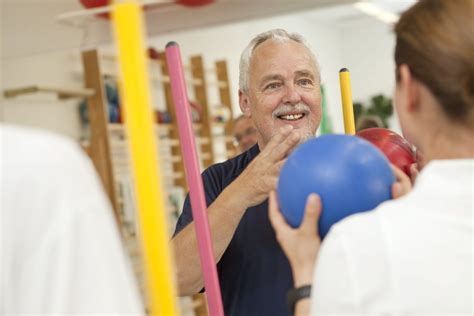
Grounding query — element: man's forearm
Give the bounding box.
[172,183,250,295]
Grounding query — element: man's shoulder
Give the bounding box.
[204,144,259,182]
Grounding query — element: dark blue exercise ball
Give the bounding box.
[277,134,395,239]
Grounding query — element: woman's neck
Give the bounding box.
[419,126,474,166]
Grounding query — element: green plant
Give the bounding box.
[354,94,393,129]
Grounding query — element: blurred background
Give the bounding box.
[0,0,416,314]
[1,0,417,138]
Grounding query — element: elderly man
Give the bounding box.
[172,29,322,316]
[232,114,258,153]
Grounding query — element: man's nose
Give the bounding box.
[282,85,301,104]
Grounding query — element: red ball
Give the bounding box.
[176,0,214,7]
[357,128,416,177]
[79,0,110,19]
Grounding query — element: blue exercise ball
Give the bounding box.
[277,134,395,239]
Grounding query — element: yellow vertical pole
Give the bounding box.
[111,2,179,315]
[339,68,356,135]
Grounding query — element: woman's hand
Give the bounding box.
[410,163,420,183]
[391,164,413,199]
[268,191,322,287]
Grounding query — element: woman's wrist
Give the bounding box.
[291,265,314,288]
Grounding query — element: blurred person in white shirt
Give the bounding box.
[1,125,144,314]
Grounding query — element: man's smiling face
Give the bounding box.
[239,39,322,149]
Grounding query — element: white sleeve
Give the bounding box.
[6,138,144,314]
[309,228,358,315]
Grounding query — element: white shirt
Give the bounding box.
[311,159,474,315]
[1,125,144,315]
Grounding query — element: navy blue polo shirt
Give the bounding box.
[174,144,293,316]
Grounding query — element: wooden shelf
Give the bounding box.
[3,85,95,99]
[108,123,203,133]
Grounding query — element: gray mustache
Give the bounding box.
[272,103,311,118]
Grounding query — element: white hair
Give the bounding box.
[238,29,321,93]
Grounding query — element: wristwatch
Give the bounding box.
[287,284,312,315]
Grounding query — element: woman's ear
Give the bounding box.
[239,90,251,117]
[398,64,421,113]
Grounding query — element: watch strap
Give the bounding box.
[287,284,312,315]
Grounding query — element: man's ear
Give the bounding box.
[398,64,421,113]
[239,90,251,117]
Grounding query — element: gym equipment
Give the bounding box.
[339,68,356,135]
[213,105,231,123]
[79,0,110,19]
[277,134,394,239]
[166,41,224,316]
[357,128,416,177]
[177,0,214,7]
[112,2,178,315]
[155,111,172,124]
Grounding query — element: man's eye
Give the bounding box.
[265,82,281,90]
[298,79,313,86]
